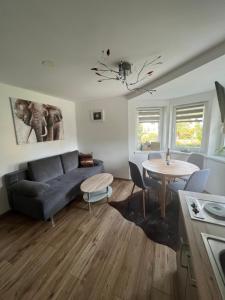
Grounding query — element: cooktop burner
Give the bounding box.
[204,202,225,220]
[185,196,225,227]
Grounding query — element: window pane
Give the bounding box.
[176,121,203,149]
[137,108,161,151]
[175,103,204,150]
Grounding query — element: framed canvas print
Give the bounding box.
[10,98,64,144]
[91,110,104,121]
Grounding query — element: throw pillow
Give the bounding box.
[79,153,94,168]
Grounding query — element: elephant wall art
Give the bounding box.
[10,98,64,144]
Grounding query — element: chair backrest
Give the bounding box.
[187,153,204,169]
[128,161,144,189]
[184,169,210,193]
[148,151,162,160]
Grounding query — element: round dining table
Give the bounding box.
[142,159,199,218]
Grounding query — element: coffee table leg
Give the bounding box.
[88,193,92,214]
[106,186,109,202]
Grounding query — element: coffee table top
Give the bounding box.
[80,173,113,193]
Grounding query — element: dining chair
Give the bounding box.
[128,161,161,219]
[181,153,205,181]
[167,169,210,197]
[148,151,162,160]
[188,153,204,169]
[147,151,162,181]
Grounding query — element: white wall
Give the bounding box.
[205,157,225,195]
[76,97,129,179]
[0,82,77,214]
[128,90,225,195]
[207,94,223,155]
[128,90,215,159]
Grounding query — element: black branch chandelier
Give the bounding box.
[91,49,162,94]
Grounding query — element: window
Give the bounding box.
[172,103,205,151]
[136,107,161,151]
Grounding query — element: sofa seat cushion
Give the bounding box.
[61,150,79,173]
[47,172,83,191]
[28,155,64,182]
[11,176,79,220]
[80,165,103,180]
[44,165,104,207]
[41,173,84,216]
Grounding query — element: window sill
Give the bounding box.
[135,150,194,155]
[172,151,225,164]
[170,150,190,155]
[134,150,163,154]
[134,150,225,164]
[206,155,225,164]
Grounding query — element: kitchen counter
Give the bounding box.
[178,191,225,300]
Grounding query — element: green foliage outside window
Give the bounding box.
[137,123,159,150]
[137,120,204,151]
[176,122,203,148]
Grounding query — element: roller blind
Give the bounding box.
[137,108,161,124]
[175,103,204,123]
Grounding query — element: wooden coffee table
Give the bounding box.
[80,173,113,213]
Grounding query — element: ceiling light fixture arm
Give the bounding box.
[91,50,162,95]
[97,61,119,74]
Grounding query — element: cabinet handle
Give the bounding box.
[180,238,189,269]
[187,255,197,287]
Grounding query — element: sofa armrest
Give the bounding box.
[10,180,50,197]
[93,159,103,166]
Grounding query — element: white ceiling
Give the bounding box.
[1,0,225,101]
[135,54,225,101]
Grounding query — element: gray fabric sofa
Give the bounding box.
[5,150,104,221]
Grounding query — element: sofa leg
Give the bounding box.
[51,216,55,227]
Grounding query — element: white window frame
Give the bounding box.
[217,124,225,156]
[135,106,164,151]
[171,102,208,153]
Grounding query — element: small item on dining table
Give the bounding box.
[166,148,171,165]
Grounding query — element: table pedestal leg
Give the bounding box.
[88,193,92,214]
[160,176,166,218]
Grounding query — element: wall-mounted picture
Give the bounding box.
[10,98,64,144]
[91,110,104,121]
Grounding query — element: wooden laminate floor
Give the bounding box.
[0,179,177,300]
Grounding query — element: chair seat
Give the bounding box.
[180,175,189,181]
[167,181,186,193]
[147,170,161,181]
[144,176,161,191]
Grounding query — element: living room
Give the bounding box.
[1,1,225,299]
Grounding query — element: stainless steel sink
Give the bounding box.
[201,233,225,299]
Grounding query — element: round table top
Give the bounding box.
[142,159,199,177]
[80,173,113,193]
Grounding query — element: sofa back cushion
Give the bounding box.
[28,155,64,182]
[61,150,79,173]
